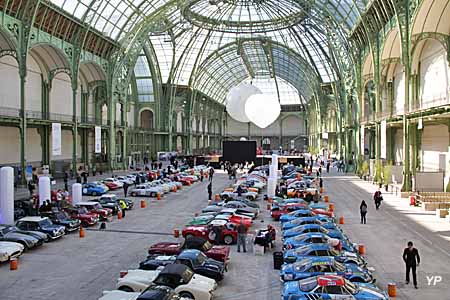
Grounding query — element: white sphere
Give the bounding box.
[245,93,281,128]
[226,84,261,123]
[240,137,247,141]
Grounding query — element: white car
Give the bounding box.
[100,286,191,300]
[151,180,172,194]
[162,178,182,189]
[129,185,160,197]
[0,241,24,262]
[116,269,160,292]
[144,182,166,194]
[104,178,124,188]
[117,264,216,300]
[116,176,135,186]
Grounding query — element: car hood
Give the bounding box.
[0,241,24,252]
[15,229,47,239]
[5,231,38,241]
[206,245,230,260]
[42,224,66,232]
[357,283,388,299]
[148,242,181,254]
[201,258,225,272]
[119,270,160,284]
[190,274,217,291]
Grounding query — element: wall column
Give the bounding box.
[19,68,27,185]
[72,87,78,175]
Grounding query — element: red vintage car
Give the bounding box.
[75,202,113,221]
[271,202,308,220]
[64,207,99,227]
[101,179,121,190]
[312,208,334,218]
[177,176,193,186]
[148,237,230,263]
[214,212,252,229]
[182,220,238,245]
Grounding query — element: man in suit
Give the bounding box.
[403,241,420,289]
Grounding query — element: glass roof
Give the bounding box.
[48,0,367,105]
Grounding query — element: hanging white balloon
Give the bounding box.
[245,93,281,128]
[226,83,261,123]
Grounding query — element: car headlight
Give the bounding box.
[52,229,57,235]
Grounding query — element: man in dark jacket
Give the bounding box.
[123,182,129,197]
[207,182,212,200]
[403,241,420,288]
[237,220,247,253]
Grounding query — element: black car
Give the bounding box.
[137,285,182,300]
[0,224,43,249]
[89,198,121,215]
[40,211,81,233]
[0,224,49,243]
[140,249,225,282]
[15,217,65,240]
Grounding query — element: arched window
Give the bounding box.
[140,110,154,129]
[134,53,154,102]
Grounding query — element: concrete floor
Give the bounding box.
[0,172,281,300]
[4,169,447,300]
[324,171,450,299]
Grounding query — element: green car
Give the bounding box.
[186,215,214,226]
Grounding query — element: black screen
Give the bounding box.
[222,141,257,164]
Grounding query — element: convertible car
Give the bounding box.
[182,220,237,245]
[282,275,388,300]
[99,286,184,300]
[280,257,374,283]
[140,249,225,282]
[148,236,230,263]
[0,224,43,249]
[0,241,24,262]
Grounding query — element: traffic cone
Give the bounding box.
[141,199,147,208]
[339,216,344,224]
[173,229,180,238]
[79,226,85,238]
[117,210,123,220]
[10,258,18,271]
[157,193,161,200]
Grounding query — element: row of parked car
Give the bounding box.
[271,175,390,300]
[97,169,268,300]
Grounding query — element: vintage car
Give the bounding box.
[117,264,217,300]
[40,211,81,233]
[162,178,183,189]
[148,237,230,263]
[271,203,308,221]
[115,176,135,186]
[82,182,108,196]
[145,182,167,194]
[278,209,316,223]
[216,198,260,209]
[65,207,99,227]
[282,216,336,231]
[283,244,367,267]
[99,286,187,300]
[186,215,214,226]
[15,216,65,240]
[102,178,124,190]
[220,201,259,217]
[283,224,345,240]
[283,232,356,252]
[0,224,49,243]
[140,249,225,282]
[152,264,216,300]
[282,275,388,300]
[89,198,121,215]
[177,176,194,186]
[213,213,252,229]
[129,185,161,197]
[220,188,258,201]
[282,217,338,232]
[75,202,113,221]
[178,173,199,183]
[0,224,43,249]
[280,257,374,283]
[0,241,24,262]
[99,194,134,210]
[182,220,237,245]
[151,180,172,194]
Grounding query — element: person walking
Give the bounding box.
[374,189,383,210]
[207,182,212,201]
[237,220,247,253]
[360,200,368,224]
[200,169,204,182]
[403,241,420,289]
[63,172,69,191]
[28,180,35,197]
[209,167,214,182]
[123,182,129,197]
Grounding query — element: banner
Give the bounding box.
[52,123,61,156]
[360,125,365,154]
[381,120,387,159]
[95,126,102,153]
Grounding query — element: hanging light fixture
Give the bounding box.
[245,93,281,128]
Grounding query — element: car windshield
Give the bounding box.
[195,252,208,266]
[298,277,317,292]
[333,261,347,272]
[55,212,68,220]
[345,280,359,294]
[294,246,311,255]
[181,268,194,283]
[1,226,14,234]
[294,258,312,271]
[39,219,53,227]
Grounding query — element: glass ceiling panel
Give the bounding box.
[245,76,302,105]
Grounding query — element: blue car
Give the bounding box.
[283,222,339,238]
[280,210,316,223]
[309,203,329,210]
[283,224,346,240]
[283,232,356,252]
[282,216,335,231]
[280,257,373,282]
[82,183,107,196]
[283,243,366,267]
[282,275,388,300]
